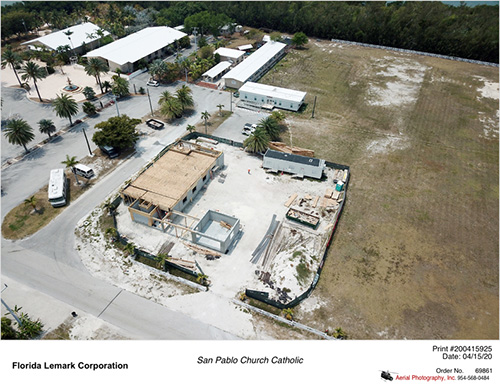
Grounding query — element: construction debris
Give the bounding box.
[269,141,315,157]
[183,242,221,257]
[284,193,298,207]
[220,220,232,230]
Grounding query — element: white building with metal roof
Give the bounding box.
[214,47,245,64]
[22,23,109,54]
[84,26,187,73]
[202,61,232,83]
[222,41,286,89]
[239,82,307,111]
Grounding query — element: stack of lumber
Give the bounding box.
[269,142,315,157]
[324,188,334,198]
[220,221,232,230]
[284,193,298,207]
[183,242,221,257]
[312,196,320,208]
[167,257,196,270]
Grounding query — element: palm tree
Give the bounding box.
[1,48,23,87]
[196,273,209,286]
[53,94,78,125]
[201,111,211,134]
[24,196,38,213]
[149,59,168,82]
[123,242,136,257]
[38,119,56,138]
[102,80,112,93]
[243,128,270,153]
[271,110,286,123]
[175,85,194,111]
[186,124,196,133]
[158,90,173,105]
[155,253,168,270]
[61,155,80,185]
[84,57,109,93]
[160,97,183,120]
[282,308,294,321]
[257,116,281,141]
[20,61,47,102]
[4,118,35,153]
[112,76,129,98]
[216,104,224,116]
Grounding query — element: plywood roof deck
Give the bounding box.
[122,142,221,211]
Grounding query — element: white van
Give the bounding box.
[48,169,67,207]
[73,164,95,179]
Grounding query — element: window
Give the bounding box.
[192,186,197,193]
[254,97,257,101]
[202,175,207,182]
[245,95,247,99]
[182,197,187,204]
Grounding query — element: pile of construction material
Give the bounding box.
[269,142,315,157]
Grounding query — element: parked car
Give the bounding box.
[147,79,159,87]
[242,123,257,135]
[99,145,119,159]
[72,164,95,179]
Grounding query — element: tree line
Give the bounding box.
[2,1,498,63]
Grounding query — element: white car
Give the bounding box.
[242,123,257,135]
[147,80,159,87]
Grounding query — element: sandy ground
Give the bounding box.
[1,61,116,102]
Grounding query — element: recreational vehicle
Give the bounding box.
[48,169,67,207]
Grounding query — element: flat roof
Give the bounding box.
[223,41,286,84]
[84,26,186,65]
[237,44,253,51]
[264,149,321,167]
[239,82,306,103]
[202,61,232,78]
[122,142,221,211]
[214,47,245,59]
[22,23,109,51]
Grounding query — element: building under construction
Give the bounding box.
[120,141,240,253]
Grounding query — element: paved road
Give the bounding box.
[1,82,239,339]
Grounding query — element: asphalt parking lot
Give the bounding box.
[212,104,269,142]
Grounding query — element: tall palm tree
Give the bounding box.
[216,104,224,116]
[160,97,183,120]
[61,155,80,185]
[201,110,211,134]
[38,119,56,138]
[1,48,23,87]
[257,116,281,141]
[84,57,109,93]
[4,118,35,153]
[175,85,194,111]
[243,128,270,153]
[53,94,79,126]
[19,61,47,102]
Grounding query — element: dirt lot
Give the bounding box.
[260,40,499,339]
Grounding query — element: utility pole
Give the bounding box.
[1,284,22,327]
[193,27,198,48]
[311,95,317,118]
[230,92,232,113]
[113,94,120,117]
[82,127,92,155]
[147,88,154,116]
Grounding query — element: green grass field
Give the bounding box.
[260,41,499,339]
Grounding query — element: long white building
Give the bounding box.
[22,23,109,54]
[84,27,186,73]
[239,82,307,111]
[222,41,286,89]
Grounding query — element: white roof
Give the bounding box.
[237,44,253,51]
[48,169,65,199]
[85,27,186,65]
[240,82,306,103]
[202,61,232,78]
[263,35,271,42]
[223,42,286,84]
[214,47,244,60]
[22,23,108,51]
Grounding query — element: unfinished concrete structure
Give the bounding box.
[192,210,240,253]
[262,149,326,179]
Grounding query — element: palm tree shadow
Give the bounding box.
[23,146,46,161]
